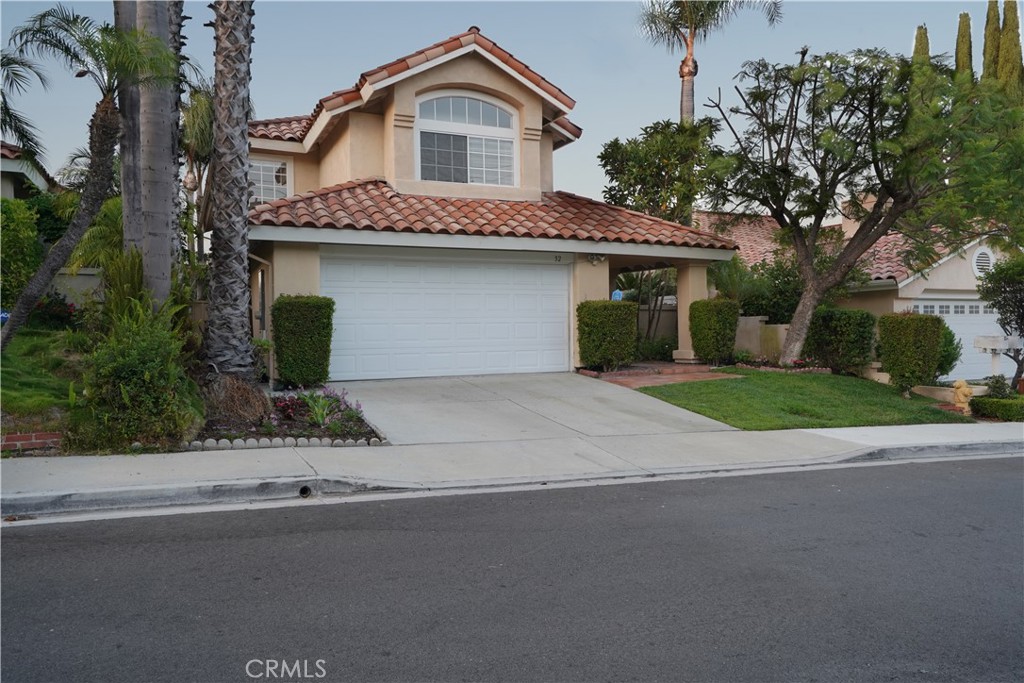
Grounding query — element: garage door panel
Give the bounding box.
[321,254,570,380]
[913,298,1015,380]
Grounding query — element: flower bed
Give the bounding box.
[194,386,382,450]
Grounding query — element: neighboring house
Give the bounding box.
[246,27,736,381]
[698,210,1015,380]
[0,141,56,199]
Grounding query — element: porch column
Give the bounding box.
[673,262,708,363]
[570,254,611,367]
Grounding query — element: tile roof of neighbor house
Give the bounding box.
[1,140,58,188]
[248,27,581,144]
[692,211,780,265]
[249,178,736,250]
[700,208,953,284]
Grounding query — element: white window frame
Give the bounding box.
[249,155,294,207]
[414,90,519,188]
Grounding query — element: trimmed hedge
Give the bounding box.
[577,300,638,371]
[689,298,740,365]
[969,396,1024,421]
[878,312,943,393]
[805,307,876,375]
[271,295,335,388]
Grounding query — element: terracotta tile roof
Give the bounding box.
[701,209,953,284]
[250,179,736,250]
[248,27,578,144]
[692,210,779,265]
[247,115,311,142]
[1,141,25,159]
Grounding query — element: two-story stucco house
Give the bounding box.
[246,27,736,381]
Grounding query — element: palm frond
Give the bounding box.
[67,195,123,273]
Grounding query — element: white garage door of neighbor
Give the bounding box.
[912,298,1015,380]
[321,249,571,380]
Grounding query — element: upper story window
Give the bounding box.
[417,94,516,187]
[249,158,290,207]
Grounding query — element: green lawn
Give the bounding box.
[1,327,82,432]
[640,368,975,430]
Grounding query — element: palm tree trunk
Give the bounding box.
[1,97,120,351]
[679,35,698,123]
[115,1,143,253]
[205,0,255,378]
[137,0,180,305]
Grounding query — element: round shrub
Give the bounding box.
[271,295,335,388]
[577,300,638,371]
[805,307,876,375]
[689,297,740,365]
[878,312,943,394]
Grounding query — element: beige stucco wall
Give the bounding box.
[839,288,898,317]
[292,154,319,194]
[1,175,14,199]
[570,254,611,367]
[265,242,321,300]
[899,242,990,300]
[387,54,545,201]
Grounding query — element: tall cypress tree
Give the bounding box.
[983,0,1001,80]
[912,24,930,64]
[998,0,1024,98]
[955,12,974,79]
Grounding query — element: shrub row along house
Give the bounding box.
[702,210,1015,380]
[245,27,735,381]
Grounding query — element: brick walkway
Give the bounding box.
[579,361,742,389]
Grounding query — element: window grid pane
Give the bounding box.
[420,96,512,129]
[922,305,935,314]
[938,305,950,315]
[249,161,288,206]
[953,305,965,315]
[969,305,980,314]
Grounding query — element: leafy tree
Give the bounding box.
[0,49,48,158]
[998,0,1024,100]
[706,49,1024,365]
[23,189,70,243]
[0,198,42,310]
[205,0,256,380]
[599,118,719,225]
[600,118,716,343]
[976,253,1024,388]
[638,0,782,122]
[0,5,176,351]
[956,12,974,80]
[983,0,1001,81]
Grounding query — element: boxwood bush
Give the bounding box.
[689,298,739,365]
[878,312,943,394]
[577,300,638,371]
[271,295,335,388]
[969,396,1024,421]
[805,307,876,375]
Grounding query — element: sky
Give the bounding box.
[2,0,1020,201]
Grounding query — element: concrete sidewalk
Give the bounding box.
[2,422,1020,518]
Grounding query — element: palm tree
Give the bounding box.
[639,0,783,122]
[205,0,256,379]
[0,5,175,351]
[1,49,48,158]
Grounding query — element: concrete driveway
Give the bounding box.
[333,372,733,446]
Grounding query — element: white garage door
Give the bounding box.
[320,247,571,380]
[912,299,1015,380]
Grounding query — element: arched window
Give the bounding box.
[416,93,516,187]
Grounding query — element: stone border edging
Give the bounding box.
[183,436,390,450]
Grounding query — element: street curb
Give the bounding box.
[2,440,1020,519]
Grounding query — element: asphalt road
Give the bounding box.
[2,457,1022,683]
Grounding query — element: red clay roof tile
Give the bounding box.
[250,179,736,251]
[249,27,576,144]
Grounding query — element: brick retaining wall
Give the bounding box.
[1,432,62,452]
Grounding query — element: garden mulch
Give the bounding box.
[578,361,742,389]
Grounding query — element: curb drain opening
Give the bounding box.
[299,485,312,499]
